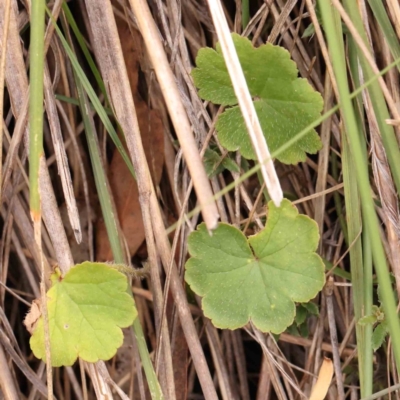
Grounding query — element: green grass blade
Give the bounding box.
[76,88,124,262]
[319,0,400,376]
[347,36,373,396]
[47,8,136,180]
[61,1,107,98]
[367,0,400,69]
[342,124,368,395]
[55,94,113,115]
[342,0,400,195]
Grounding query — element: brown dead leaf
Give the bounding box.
[171,317,188,400]
[96,100,164,260]
[96,18,164,261]
[24,299,42,335]
[309,357,333,400]
[114,20,143,94]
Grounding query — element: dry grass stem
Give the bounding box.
[206,0,283,206]
[129,0,220,231]
[0,0,11,204]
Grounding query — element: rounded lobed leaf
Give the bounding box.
[185,199,325,333]
[192,33,323,164]
[30,262,137,366]
[192,47,238,107]
[203,148,240,178]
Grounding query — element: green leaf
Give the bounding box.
[294,304,308,326]
[185,199,325,333]
[302,23,316,38]
[301,301,319,316]
[358,314,378,326]
[203,148,240,178]
[286,302,318,337]
[372,320,389,351]
[285,324,301,337]
[192,34,323,164]
[298,322,309,338]
[30,262,137,366]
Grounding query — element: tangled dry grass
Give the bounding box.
[0,0,400,399]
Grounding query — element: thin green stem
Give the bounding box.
[362,226,373,396]
[331,151,348,245]
[361,383,400,400]
[241,0,250,30]
[29,0,53,397]
[256,170,270,203]
[30,1,45,212]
